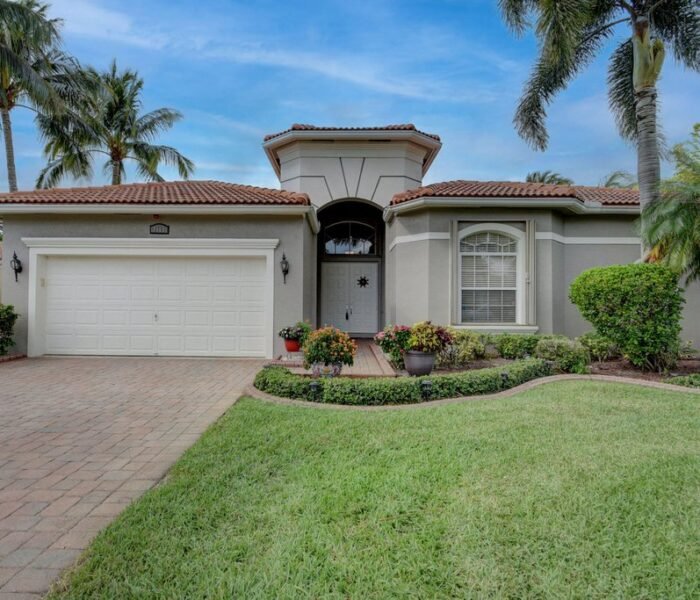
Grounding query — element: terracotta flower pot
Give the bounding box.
[404,351,436,376]
[284,339,301,352]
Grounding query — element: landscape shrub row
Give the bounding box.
[668,374,700,389]
[0,305,18,356]
[254,359,552,405]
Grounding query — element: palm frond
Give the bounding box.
[135,108,183,142]
[651,0,700,70]
[607,40,637,141]
[498,0,537,35]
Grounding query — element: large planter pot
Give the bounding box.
[311,362,343,378]
[284,338,301,352]
[404,351,436,376]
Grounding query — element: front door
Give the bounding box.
[320,262,379,335]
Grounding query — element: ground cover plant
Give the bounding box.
[49,382,700,599]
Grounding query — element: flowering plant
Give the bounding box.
[303,327,357,368]
[374,325,411,368]
[408,321,453,353]
[278,321,312,343]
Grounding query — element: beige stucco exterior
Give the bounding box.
[2,126,699,356]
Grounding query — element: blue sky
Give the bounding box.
[7,0,700,191]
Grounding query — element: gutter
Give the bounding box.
[383,196,640,221]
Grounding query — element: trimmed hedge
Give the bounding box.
[254,359,552,406]
[0,305,18,356]
[570,264,684,371]
[534,337,589,374]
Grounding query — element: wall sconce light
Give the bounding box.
[10,252,22,282]
[280,253,289,284]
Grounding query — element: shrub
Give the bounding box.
[278,321,313,343]
[437,329,486,368]
[374,325,412,369]
[534,337,590,374]
[254,359,552,406]
[668,374,700,388]
[302,327,357,368]
[407,321,453,353]
[0,304,18,356]
[570,264,684,371]
[493,333,541,359]
[577,332,620,363]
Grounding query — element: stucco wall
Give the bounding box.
[278,141,428,209]
[388,207,700,347]
[0,213,313,356]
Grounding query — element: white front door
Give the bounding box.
[320,262,379,335]
[42,255,269,357]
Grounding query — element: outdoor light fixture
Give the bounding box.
[309,380,321,399]
[9,252,22,282]
[280,253,290,284]
[420,379,433,400]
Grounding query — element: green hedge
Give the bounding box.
[0,305,18,356]
[254,359,552,406]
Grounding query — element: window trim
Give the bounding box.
[323,219,378,256]
[458,223,526,325]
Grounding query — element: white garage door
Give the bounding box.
[43,255,269,357]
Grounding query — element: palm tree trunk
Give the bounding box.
[635,85,660,212]
[111,161,120,185]
[1,108,18,192]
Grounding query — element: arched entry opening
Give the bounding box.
[317,200,384,337]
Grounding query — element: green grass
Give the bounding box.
[51,382,700,599]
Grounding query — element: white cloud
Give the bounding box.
[48,0,169,49]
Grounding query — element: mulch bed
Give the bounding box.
[589,358,700,382]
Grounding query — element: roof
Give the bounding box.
[390,180,639,207]
[0,180,311,205]
[263,123,441,142]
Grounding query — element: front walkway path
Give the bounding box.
[0,357,263,598]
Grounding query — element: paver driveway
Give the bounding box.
[0,357,263,598]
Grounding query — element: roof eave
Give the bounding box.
[263,130,443,178]
[383,196,640,221]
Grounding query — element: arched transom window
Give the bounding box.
[460,228,521,324]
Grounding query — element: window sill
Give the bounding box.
[452,324,539,334]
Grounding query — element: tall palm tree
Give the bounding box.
[37,60,194,187]
[600,169,637,188]
[0,0,66,191]
[525,170,573,185]
[643,124,700,282]
[499,1,700,217]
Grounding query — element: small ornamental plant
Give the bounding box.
[278,321,312,342]
[303,327,357,371]
[0,304,19,356]
[374,325,412,368]
[407,321,453,354]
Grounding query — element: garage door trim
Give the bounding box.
[23,237,279,358]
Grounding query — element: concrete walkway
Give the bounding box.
[0,357,263,598]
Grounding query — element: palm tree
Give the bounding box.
[0,0,66,191]
[499,1,700,217]
[525,170,573,185]
[642,124,700,282]
[37,60,194,187]
[600,170,637,188]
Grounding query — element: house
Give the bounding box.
[1,124,698,359]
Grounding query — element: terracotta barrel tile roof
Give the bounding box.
[0,180,311,205]
[391,180,639,207]
[264,123,441,142]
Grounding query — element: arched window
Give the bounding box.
[324,220,377,255]
[459,225,524,324]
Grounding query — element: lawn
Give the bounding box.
[51,382,700,599]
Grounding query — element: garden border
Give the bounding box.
[245,374,700,411]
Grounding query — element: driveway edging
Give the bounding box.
[245,374,700,411]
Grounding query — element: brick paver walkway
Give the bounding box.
[0,357,262,598]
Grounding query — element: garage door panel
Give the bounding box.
[43,255,269,357]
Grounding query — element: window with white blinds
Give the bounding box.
[460,231,518,323]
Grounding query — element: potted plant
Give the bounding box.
[303,326,357,377]
[404,321,453,376]
[278,321,312,353]
[374,325,412,369]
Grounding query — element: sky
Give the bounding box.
[6,0,700,191]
